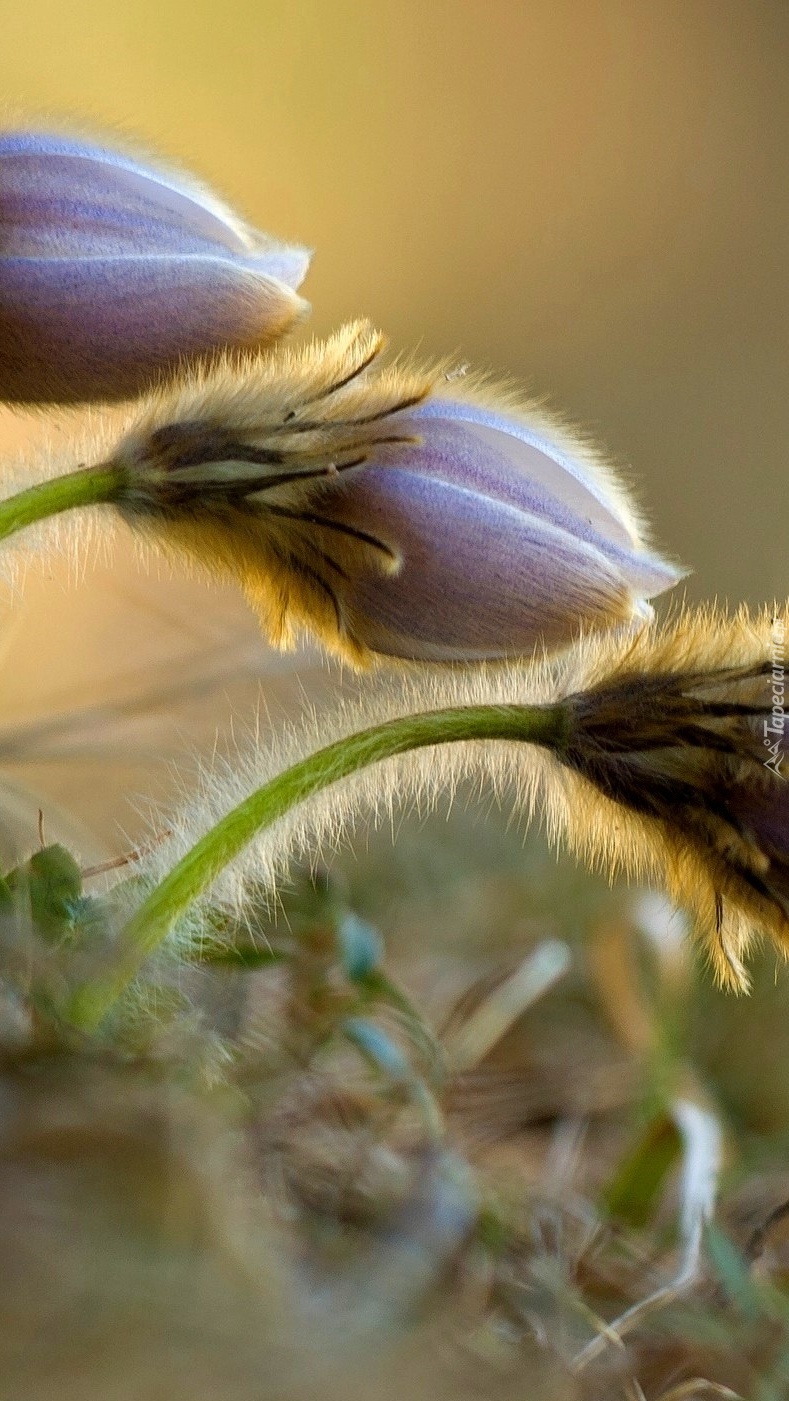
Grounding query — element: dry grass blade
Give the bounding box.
[653,1382,743,1400]
[444,939,572,1074]
[572,1097,723,1372]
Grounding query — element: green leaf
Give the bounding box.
[192,940,285,969]
[2,844,85,944]
[603,1112,682,1229]
[358,970,443,1082]
[706,1222,763,1321]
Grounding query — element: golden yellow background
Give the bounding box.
[1,0,788,848]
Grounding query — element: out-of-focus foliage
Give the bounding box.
[4,820,789,1396]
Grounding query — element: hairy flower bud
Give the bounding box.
[132,604,789,1000]
[0,129,310,404]
[100,321,682,664]
[554,604,789,989]
[322,392,681,662]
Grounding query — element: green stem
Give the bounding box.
[67,702,568,1031]
[0,463,124,542]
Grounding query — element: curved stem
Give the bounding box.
[0,463,124,542]
[67,701,569,1031]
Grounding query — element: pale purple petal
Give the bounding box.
[0,256,307,402]
[320,465,657,661]
[0,132,312,276]
[0,130,311,402]
[413,398,640,551]
[0,140,237,257]
[251,242,312,290]
[372,413,682,598]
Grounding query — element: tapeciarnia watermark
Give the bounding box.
[764,616,786,777]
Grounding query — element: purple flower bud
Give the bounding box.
[0,130,311,404]
[313,391,684,660]
[106,324,683,663]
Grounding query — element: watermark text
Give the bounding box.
[764,616,786,777]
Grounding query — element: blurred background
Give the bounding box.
[1,0,788,844]
[4,12,789,1394]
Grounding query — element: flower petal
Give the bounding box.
[0,131,311,272]
[414,398,644,552]
[354,411,683,598]
[0,256,308,403]
[320,465,659,660]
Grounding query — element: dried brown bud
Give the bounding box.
[554,606,789,988]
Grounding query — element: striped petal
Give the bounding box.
[319,460,679,661]
[0,256,307,403]
[0,129,311,402]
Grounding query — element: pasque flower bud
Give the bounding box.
[553,604,789,989]
[130,603,789,1004]
[322,391,682,662]
[0,129,310,403]
[102,321,682,664]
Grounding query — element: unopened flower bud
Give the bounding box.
[130,603,789,1001]
[320,390,682,661]
[100,320,682,663]
[0,129,310,404]
[553,604,789,989]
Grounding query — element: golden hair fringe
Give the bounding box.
[139,603,789,993]
[111,321,435,663]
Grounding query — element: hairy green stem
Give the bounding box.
[67,702,568,1031]
[0,463,124,542]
